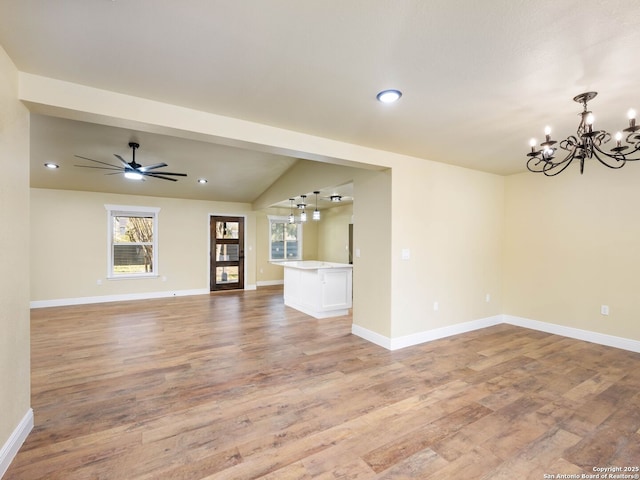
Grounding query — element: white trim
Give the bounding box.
[257,279,284,287]
[244,284,257,291]
[352,314,640,354]
[503,315,640,353]
[351,324,392,350]
[30,288,209,308]
[352,316,503,351]
[389,315,504,350]
[0,408,33,478]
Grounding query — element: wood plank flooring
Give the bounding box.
[6,286,640,479]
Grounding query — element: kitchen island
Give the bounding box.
[279,261,353,318]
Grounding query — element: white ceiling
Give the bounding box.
[3,0,640,202]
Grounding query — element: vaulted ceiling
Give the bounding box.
[2,1,640,203]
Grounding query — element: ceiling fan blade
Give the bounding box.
[114,154,132,169]
[144,173,178,181]
[144,171,187,176]
[74,155,122,169]
[138,162,168,172]
[74,164,124,171]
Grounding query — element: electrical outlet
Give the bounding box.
[433,301,439,311]
[485,293,491,303]
[601,305,609,315]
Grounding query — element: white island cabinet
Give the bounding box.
[280,261,353,318]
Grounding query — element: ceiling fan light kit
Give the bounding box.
[74,142,188,182]
[526,92,640,176]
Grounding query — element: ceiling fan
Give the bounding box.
[74,142,187,182]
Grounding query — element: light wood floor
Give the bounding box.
[6,286,640,479]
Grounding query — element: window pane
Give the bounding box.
[110,212,156,276]
[271,222,284,260]
[215,244,239,261]
[216,221,239,239]
[113,216,153,243]
[269,218,301,261]
[216,266,238,283]
[285,239,298,258]
[285,223,299,259]
[113,245,153,274]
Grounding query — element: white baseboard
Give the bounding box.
[30,288,210,308]
[351,324,392,349]
[353,314,640,353]
[389,315,504,350]
[352,315,503,351]
[504,315,640,353]
[0,408,33,478]
[244,284,257,291]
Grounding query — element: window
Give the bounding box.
[105,205,160,278]
[268,215,302,261]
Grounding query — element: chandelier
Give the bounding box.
[526,92,640,176]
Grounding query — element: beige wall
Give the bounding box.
[504,168,640,341]
[255,210,285,284]
[352,169,392,337]
[0,46,31,455]
[31,188,257,301]
[389,158,505,338]
[317,204,353,264]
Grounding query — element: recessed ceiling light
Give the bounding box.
[44,162,59,169]
[197,178,208,184]
[376,89,402,103]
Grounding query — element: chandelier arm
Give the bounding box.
[541,155,576,176]
[526,157,549,173]
[590,142,627,169]
[618,133,640,160]
[526,147,576,176]
[559,136,580,152]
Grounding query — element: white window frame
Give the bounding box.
[105,204,160,279]
[268,215,303,262]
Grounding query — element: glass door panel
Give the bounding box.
[210,216,244,291]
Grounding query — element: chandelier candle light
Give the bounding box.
[526,92,640,176]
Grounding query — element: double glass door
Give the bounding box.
[210,216,244,291]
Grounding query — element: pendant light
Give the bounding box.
[288,198,295,224]
[313,191,321,220]
[298,195,307,222]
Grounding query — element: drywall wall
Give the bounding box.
[317,203,353,264]
[389,158,505,338]
[0,45,31,472]
[504,167,640,341]
[352,168,392,337]
[30,188,257,302]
